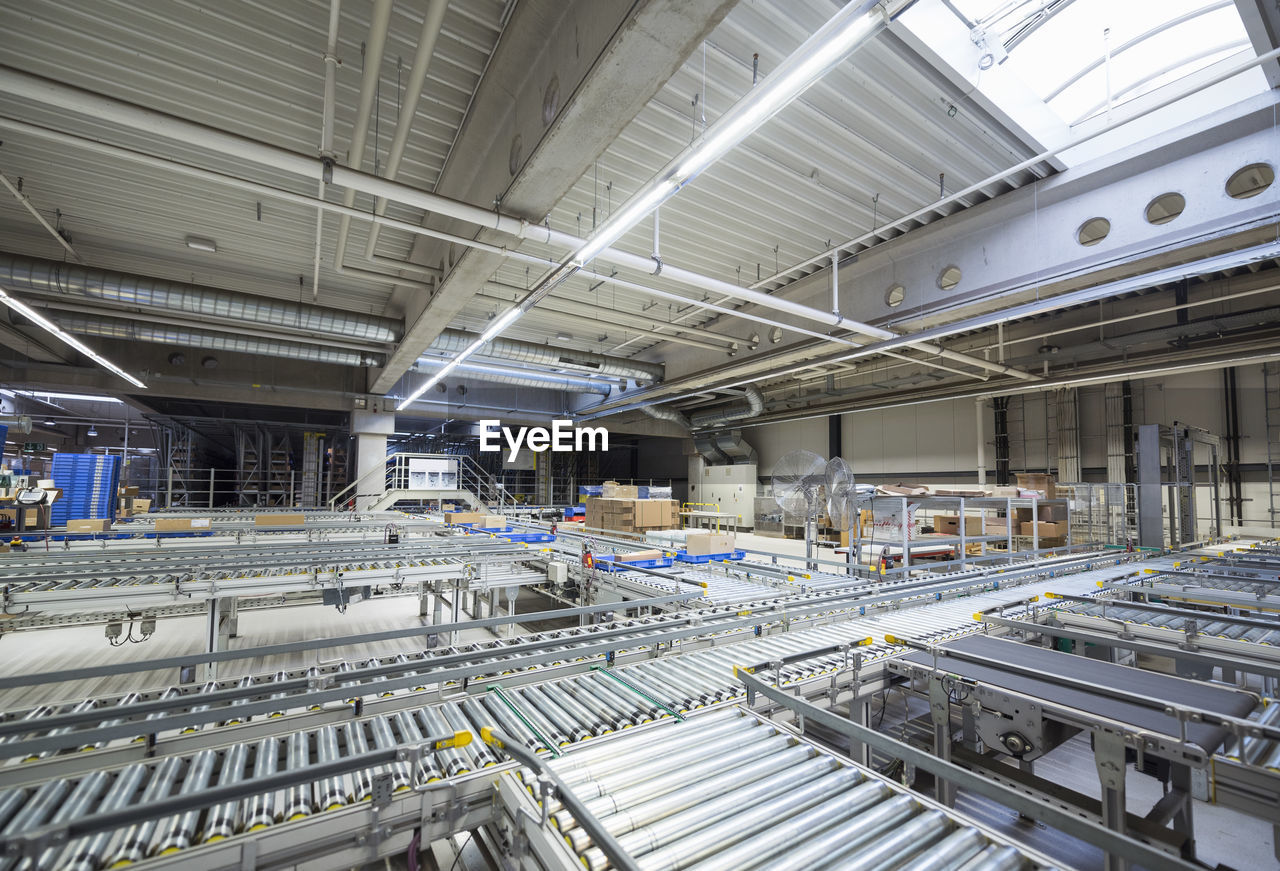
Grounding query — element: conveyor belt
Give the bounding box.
[0,559,1137,868]
[504,708,1049,871]
[900,635,1256,753]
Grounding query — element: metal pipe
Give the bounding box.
[331,0,393,273]
[0,66,1021,387]
[0,170,80,262]
[0,253,399,343]
[311,0,342,300]
[363,0,450,264]
[826,808,950,870]
[241,737,281,830]
[412,355,614,395]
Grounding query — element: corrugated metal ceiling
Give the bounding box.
[0,0,1051,370]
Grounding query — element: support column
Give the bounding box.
[975,397,987,486]
[352,410,395,511]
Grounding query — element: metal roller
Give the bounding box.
[392,711,444,783]
[415,708,471,777]
[151,748,217,855]
[541,682,613,737]
[57,764,147,871]
[104,755,183,866]
[0,789,24,833]
[365,717,411,793]
[88,691,140,750]
[576,756,841,870]
[444,702,500,768]
[267,671,290,717]
[315,726,352,811]
[24,699,94,761]
[562,677,638,730]
[601,766,864,871]
[500,688,570,748]
[895,827,989,871]
[586,674,661,723]
[821,808,950,870]
[283,730,315,820]
[681,780,893,871]
[221,676,254,725]
[517,686,588,745]
[553,714,754,786]
[554,727,792,810]
[181,682,218,733]
[343,722,374,801]
[242,736,282,830]
[21,770,108,871]
[958,844,1028,871]
[611,667,693,713]
[203,743,250,842]
[477,695,547,753]
[558,740,813,845]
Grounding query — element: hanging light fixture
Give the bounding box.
[397,0,890,410]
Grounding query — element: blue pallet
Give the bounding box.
[143,531,216,539]
[594,555,673,571]
[563,506,585,519]
[502,532,555,543]
[675,550,746,563]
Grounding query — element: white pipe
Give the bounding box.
[0,65,1024,384]
[831,253,839,315]
[331,0,393,274]
[312,0,342,301]
[363,0,449,264]
[0,171,81,262]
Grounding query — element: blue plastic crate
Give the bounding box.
[675,550,746,563]
[594,555,673,571]
[502,532,555,543]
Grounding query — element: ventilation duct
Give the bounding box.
[0,254,400,343]
[413,356,612,395]
[693,433,730,465]
[53,313,379,367]
[640,403,691,430]
[688,386,765,429]
[429,328,663,383]
[713,430,758,465]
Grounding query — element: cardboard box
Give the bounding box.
[1015,473,1056,499]
[254,513,306,528]
[479,514,507,528]
[615,549,664,563]
[23,506,50,529]
[68,518,111,533]
[133,498,152,513]
[686,532,736,555]
[118,485,140,498]
[1021,520,1067,538]
[444,511,485,526]
[989,486,1020,498]
[602,482,639,499]
[155,517,211,532]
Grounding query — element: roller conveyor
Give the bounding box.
[0,553,1151,869]
[499,708,1052,871]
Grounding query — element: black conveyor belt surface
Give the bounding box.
[903,635,1256,753]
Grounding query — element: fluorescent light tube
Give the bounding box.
[0,288,148,388]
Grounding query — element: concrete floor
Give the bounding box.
[0,592,505,710]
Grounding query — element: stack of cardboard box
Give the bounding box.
[933,515,1007,537]
[117,485,140,518]
[584,497,679,534]
[1016,499,1068,545]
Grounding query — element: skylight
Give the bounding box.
[949,0,1268,127]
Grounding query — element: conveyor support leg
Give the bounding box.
[1094,730,1128,871]
[929,679,955,808]
[204,597,236,681]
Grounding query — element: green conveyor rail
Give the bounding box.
[486,685,561,757]
[590,665,685,722]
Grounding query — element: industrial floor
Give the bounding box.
[0,592,505,709]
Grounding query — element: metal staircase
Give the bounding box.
[328,452,514,513]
